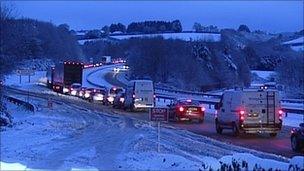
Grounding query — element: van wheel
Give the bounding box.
[215,121,223,134]
[232,123,239,136]
[269,133,277,137]
[291,136,300,152]
[198,118,204,124]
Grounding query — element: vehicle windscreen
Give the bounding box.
[110,88,123,94]
[177,100,200,106]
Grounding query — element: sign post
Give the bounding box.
[149,107,169,153]
[16,68,35,84]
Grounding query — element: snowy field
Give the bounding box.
[251,70,276,82]
[1,98,303,170]
[110,32,221,42]
[78,33,222,45]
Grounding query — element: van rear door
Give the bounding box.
[244,91,278,125]
[134,81,154,108]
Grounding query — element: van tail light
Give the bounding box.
[132,94,135,98]
[179,106,184,112]
[153,94,156,98]
[201,107,206,112]
[279,109,283,120]
[291,128,295,134]
[239,110,245,122]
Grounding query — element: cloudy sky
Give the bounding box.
[11,1,304,33]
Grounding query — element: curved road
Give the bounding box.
[102,67,303,158]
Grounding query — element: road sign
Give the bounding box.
[150,107,168,122]
[16,69,35,76]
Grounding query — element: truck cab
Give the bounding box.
[215,88,283,137]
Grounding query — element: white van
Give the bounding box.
[215,88,283,137]
[124,80,155,110]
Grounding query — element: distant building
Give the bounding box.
[282,37,304,52]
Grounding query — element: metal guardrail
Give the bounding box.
[89,64,304,114]
[3,95,35,112]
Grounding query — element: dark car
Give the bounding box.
[91,88,108,104]
[168,99,205,123]
[113,92,125,109]
[70,83,82,96]
[107,87,124,104]
[291,123,304,152]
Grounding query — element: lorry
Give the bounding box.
[215,88,283,137]
[101,56,111,64]
[124,80,155,111]
[49,61,85,93]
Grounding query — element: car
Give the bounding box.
[168,99,205,123]
[107,87,124,105]
[92,88,108,104]
[77,87,87,98]
[69,83,82,96]
[113,92,125,109]
[291,123,304,152]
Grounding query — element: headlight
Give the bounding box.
[84,93,90,98]
[79,91,84,97]
[119,97,125,103]
[93,94,104,101]
[71,90,77,96]
[107,96,114,102]
[63,87,69,93]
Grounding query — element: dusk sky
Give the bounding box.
[11,1,304,33]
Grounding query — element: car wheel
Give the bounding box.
[232,123,239,136]
[216,120,223,134]
[198,117,204,123]
[291,136,300,152]
[175,116,180,122]
[269,133,277,137]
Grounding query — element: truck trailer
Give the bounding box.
[101,56,112,64]
[50,61,85,93]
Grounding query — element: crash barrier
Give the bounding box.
[3,95,35,112]
[86,64,304,114]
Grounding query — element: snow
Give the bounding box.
[86,64,123,89]
[251,70,276,80]
[282,36,304,45]
[2,96,303,170]
[283,113,304,127]
[4,71,47,87]
[110,32,221,42]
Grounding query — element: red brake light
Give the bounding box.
[240,116,245,120]
[179,106,184,112]
[132,94,135,98]
[201,107,206,112]
[279,110,283,115]
[240,110,245,115]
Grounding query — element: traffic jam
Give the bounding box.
[46,58,304,154]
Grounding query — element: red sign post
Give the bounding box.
[150,107,169,152]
